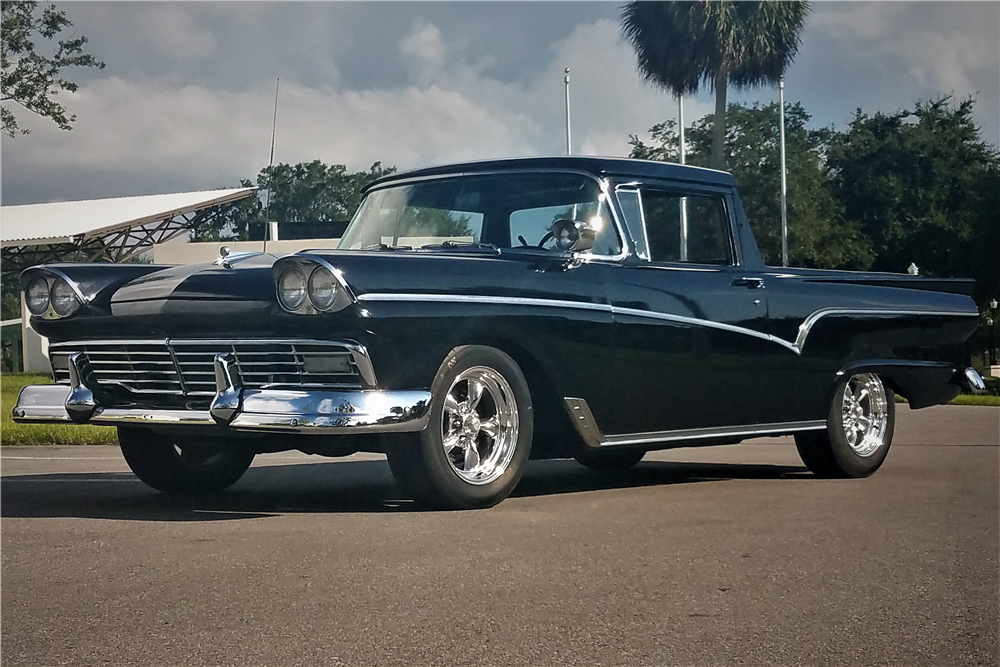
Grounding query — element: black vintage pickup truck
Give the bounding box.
[13,156,986,508]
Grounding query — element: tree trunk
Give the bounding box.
[711,69,728,170]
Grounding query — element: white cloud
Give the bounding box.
[134,4,218,62]
[6,17,708,203]
[399,20,448,76]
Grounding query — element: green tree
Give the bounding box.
[630,101,873,269]
[194,160,396,241]
[621,0,810,169]
[1,0,105,137]
[827,96,1000,298]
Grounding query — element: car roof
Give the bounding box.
[363,156,736,193]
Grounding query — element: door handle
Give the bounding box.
[731,277,765,289]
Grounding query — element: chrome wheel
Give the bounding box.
[840,373,890,457]
[440,366,519,485]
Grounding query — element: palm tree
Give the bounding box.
[622,1,811,169]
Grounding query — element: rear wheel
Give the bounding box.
[795,373,894,478]
[118,426,255,495]
[386,345,533,509]
[574,449,645,470]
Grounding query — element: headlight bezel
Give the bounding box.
[50,278,81,317]
[273,255,357,316]
[25,277,51,316]
[277,267,308,312]
[307,266,339,312]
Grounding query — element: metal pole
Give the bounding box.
[678,94,688,262]
[779,77,788,267]
[263,77,279,253]
[564,68,571,155]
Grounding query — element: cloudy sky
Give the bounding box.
[2,1,997,205]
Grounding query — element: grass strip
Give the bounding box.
[1,373,118,446]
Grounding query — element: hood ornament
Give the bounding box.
[214,246,233,269]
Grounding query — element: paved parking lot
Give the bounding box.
[2,405,997,666]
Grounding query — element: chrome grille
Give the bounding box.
[50,339,366,398]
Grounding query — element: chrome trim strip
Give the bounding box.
[288,254,359,304]
[357,293,974,356]
[794,308,976,352]
[564,397,826,448]
[11,384,431,435]
[611,304,799,353]
[357,292,609,314]
[34,266,89,304]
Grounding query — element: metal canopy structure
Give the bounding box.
[1,188,255,273]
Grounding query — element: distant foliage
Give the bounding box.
[1,0,105,137]
[827,97,999,297]
[629,96,999,307]
[631,101,873,269]
[194,160,397,241]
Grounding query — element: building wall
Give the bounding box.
[153,239,339,265]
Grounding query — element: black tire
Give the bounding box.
[386,345,533,510]
[574,449,645,470]
[118,426,255,495]
[795,373,895,478]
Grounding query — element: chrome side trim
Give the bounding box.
[357,292,609,314]
[611,304,798,353]
[794,308,976,352]
[564,397,826,448]
[358,293,975,357]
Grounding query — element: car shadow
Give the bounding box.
[0,458,810,522]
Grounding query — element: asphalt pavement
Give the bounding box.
[2,405,997,667]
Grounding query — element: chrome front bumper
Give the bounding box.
[11,352,431,434]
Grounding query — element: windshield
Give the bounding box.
[338,172,622,255]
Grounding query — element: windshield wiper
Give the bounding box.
[361,243,412,251]
[421,240,500,254]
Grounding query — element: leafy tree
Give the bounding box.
[194,160,396,241]
[1,0,105,137]
[827,97,1000,299]
[621,0,810,169]
[631,101,873,269]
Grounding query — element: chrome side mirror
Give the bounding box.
[548,218,598,253]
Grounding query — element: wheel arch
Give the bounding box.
[837,359,960,409]
[452,334,583,458]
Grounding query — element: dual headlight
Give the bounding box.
[277,265,340,313]
[25,276,81,318]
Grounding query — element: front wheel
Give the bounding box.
[795,372,895,478]
[118,426,255,495]
[386,345,533,509]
